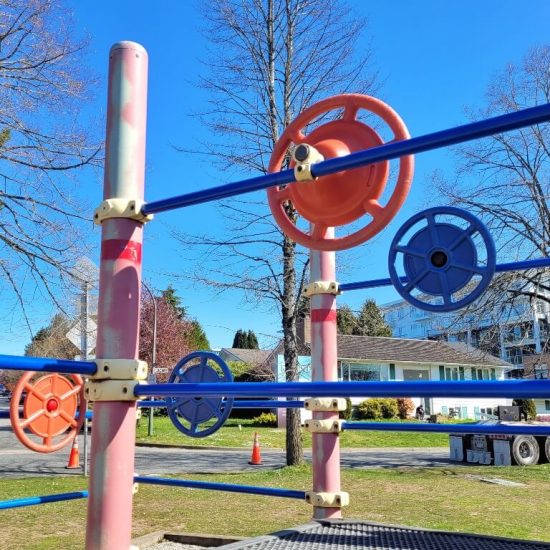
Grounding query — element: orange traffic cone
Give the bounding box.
[248,432,262,465]
[65,437,80,469]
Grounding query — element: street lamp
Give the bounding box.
[142,281,157,436]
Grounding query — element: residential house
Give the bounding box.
[266,316,511,426]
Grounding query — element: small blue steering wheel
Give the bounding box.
[165,351,234,438]
[388,207,496,312]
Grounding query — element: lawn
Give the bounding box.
[2,464,550,549]
[136,416,450,448]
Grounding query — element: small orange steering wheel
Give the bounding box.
[267,94,414,251]
[10,372,86,453]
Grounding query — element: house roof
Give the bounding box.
[337,335,510,368]
[220,348,271,367]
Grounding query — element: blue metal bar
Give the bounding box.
[137,399,304,409]
[142,169,295,215]
[0,491,88,510]
[342,421,550,436]
[339,257,550,292]
[142,103,550,216]
[0,410,9,419]
[136,380,550,399]
[0,354,96,376]
[134,476,305,500]
[313,103,550,178]
[495,257,550,272]
[234,400,304,408]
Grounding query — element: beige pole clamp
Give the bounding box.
[293,144,324,182]
[94,198,153,225]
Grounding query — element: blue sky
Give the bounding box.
[2,0,550,355]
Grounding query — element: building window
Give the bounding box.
[444,366,465,381]
[535,365,549,379]
[545,400,550,411]
[339,363,388,382]
[389,363,395,380]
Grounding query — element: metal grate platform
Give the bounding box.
[217,520,550,550]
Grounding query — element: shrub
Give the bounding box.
[513,398,537,420]
[380,398,399,419]
[357,398,398,420]
[339,397,353,420]
[396,398,415,419]
[357,398,381,419]
[252,412,277,426]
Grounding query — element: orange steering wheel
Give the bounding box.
[10,371,86,453]
[267,94,414,251]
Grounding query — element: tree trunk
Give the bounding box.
[283,231,303,465]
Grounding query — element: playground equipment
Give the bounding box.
[1,40,550,550]
[165,351,234,437]
[9,372,85,453]
[388,206,497,312]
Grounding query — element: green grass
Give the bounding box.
[136,416,450,448]
[2,464,550,548]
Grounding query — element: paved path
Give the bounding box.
[0,440,452,479]
[0,405,453,477]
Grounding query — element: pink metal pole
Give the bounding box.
[85,42,148,550]
[310,228,342,519]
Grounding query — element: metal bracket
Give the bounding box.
[293,144,324,182]
[84,380,142,401]
[93,359,148,381]
[303,281,340,297]
[94,198,153,225]
[305,398,347,412]
[305,491,349,508]
[304,419,343,433]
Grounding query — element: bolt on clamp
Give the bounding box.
[84,380,143,402]
[92,359,148,381]
[292,144,324,182]
[303,281,340,297]
[305,491,349,508]
[94,198,153,225]
[304,419,343,433]
[305,398,347,412]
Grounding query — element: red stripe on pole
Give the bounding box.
[310,309,337,322]
[101,239,142,263]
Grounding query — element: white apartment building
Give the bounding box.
[381,289,550,415]
[381,293,550,377]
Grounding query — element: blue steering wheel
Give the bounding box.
[165,351,234,438]
[388,207,496,312]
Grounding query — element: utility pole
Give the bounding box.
[81,281,89,477]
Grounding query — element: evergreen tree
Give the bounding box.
[232,329,245,348]
[246,330,259,349]
[232,329,259,349]
[24,313,79,359]
[187,320,210,351]
[354,300,392,337]
[337,305,357,335]
[162,285,186,318]
[336,300,392,337]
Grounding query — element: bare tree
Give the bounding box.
[0,0,101,330]
[435,44,550,362]
[173,0,378,465]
